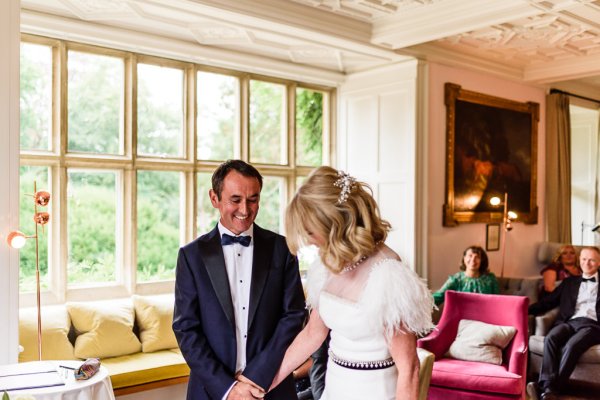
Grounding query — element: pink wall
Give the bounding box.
[427,62,546,290]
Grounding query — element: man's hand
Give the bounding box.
[235,374,265,399]
[226,381,265,400]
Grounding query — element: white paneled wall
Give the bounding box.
[338,61,420,271]
[0,0,21,365]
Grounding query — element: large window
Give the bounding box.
[570,103,600,245]
[19,35,332,304]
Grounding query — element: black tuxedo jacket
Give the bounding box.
[529,275,600,325]
[173,224,305,400]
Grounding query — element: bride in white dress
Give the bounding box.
[269,166,435,400]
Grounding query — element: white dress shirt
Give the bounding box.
[571,272,599,321]
[218,222,254,399]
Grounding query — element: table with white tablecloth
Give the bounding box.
[0,360,115,400]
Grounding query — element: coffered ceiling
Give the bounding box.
[20,0,600,96]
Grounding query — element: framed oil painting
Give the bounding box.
[443,83,539,227]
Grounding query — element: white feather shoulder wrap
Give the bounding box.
[362,259,435,337]
[306,258,330,310]
[306,258,434,337]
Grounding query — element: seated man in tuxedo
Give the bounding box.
[527,246,600,400]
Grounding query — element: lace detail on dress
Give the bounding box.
[362,259,435,338]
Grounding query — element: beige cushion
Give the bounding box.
[132,294,178,352]
[19,305,75,362]
[67,299,142,359]
[446,319,516,365]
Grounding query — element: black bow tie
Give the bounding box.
[221,233,251,247]
[582,277,596,283]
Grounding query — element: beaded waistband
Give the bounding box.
[328,350,395,370]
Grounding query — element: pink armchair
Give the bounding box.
[417,291,528,400]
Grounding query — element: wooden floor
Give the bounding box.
[526,383,600,400]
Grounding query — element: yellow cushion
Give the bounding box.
[102,348,190,389]
[132,294,178,352]
[19,305,75,362]
[67,299,142,359]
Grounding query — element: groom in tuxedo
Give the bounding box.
[527,246,600,400]
[173,160,305,400]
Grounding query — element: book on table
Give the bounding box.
[0,361,65,391]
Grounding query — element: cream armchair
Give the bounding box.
[417,348,435,400]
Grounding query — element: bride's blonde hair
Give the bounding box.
[285,166,391,273]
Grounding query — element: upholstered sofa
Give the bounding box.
[19,295,189,395]
[527,241,600,389]
[497,276,541,335]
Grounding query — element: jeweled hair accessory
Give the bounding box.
[334,170,356,204]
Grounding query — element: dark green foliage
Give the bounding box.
[136,171,180,281]
[296,88,323,166]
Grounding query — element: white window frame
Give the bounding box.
[19,34,334,307]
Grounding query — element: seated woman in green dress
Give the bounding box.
[433,245,499,306]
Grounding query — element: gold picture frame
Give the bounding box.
[443,83,539,227]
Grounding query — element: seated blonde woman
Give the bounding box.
[540,244,581,298]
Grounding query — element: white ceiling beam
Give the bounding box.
[178,0,371,42]
[402,43,524,83]
[20,10,347,86]
[149,0,403,60]
[524,52,600,84]
[371,0,542,49]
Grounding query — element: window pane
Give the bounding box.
[137,171,180,281]
[137,64,184,157]
[19,166,50,293]
[249,80,286,164]
[67,170,117,285]
[296,175,308,190]
[20,43,52,151]
[68,51,124,154]
[296,88,323,166]
[197,172,220,235]
[298,245,319,280]
[255,176,285,233]
[197,72,237,160]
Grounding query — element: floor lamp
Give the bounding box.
[490,192,517,278]
[6,181,51,361]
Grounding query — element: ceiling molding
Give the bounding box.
[20,10,347,86]
[401,43,525,82]
[371,0,541,48]
[19,0,600,91]
[180,0,404,62]
[290,0,444,21]
[160,0,375,47]
[57,0,139,20]
[524,51,600,83]
[23,0,409,73]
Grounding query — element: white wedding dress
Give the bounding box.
[307,250,434,400]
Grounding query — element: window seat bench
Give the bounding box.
[18,295,190,395]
